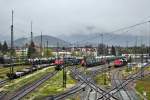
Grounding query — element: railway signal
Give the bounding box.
[63,65,66,88]
[62,47,67,88]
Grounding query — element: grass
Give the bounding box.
[0,67,54,92]
[122,66,140,78]
[135,76,150,100]
[122,65,150,78]
[65,93,81,100]
[0,65,30,80]
[23,69,76,100]
[145,66,150,71]
[94,72,111,89]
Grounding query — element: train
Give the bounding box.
[6,57,56,79]
[7,64,51,79]
[81,56,128,68]
[6,55,128,79]
[0,57,55,67]
[0,56,11,64]
[54,57,81,70]
[54,56,123,69]
[28,58,55,65]
[114,58,127,67]
[81,57,106,67]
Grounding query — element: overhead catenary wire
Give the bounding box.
[5,19,150,48]
[71,20,150,46]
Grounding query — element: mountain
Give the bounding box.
[8,33,149,47]
[58,33,148,47]
[14,35,70,47]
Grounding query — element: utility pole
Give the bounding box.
[148,21,150,58]
[57,42,59,59]
[126,41,128,50]
[63,61,66,88]
[10,10,14,76]
[100,33,106,86]
[43,43,45,55]
[134,36,137,63]
[126,40,129,58]
[21,47,24,64]
[40,32,43,57]
[46,40,48,57]
[101,34,103,59]
[31,21,33,43]
[141,37,144,78]
[97,33,99,57]
[126,40,131,71]
[62,46,66,88]
[63,64,66,88]
[30,21,34,67]
[126,41,129,58]
[101,33,106,100]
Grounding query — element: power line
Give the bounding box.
[40,32,43,57]
[72,21,150,45]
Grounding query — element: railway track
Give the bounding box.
[47,65,111,100]
[45,64,124,100]
[84,65,107,100]
[48,82,86,100]
[98,67,150,100]
[0,70,58,100]
[70,66,118,100]
[0,64,52,88]
[0,79,8,87]
[45,66,89,100]
[112,68,131,100]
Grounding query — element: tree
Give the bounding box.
[2,41,8,54]
[0,42,2,54]
[128,56,132,63]
[0,42,2,55]
[111,45,116,56]
[105,45,109,55]
[43,48,53,57]
[0,42,2,51]
[27,41,37,58]
[116,46,122,56]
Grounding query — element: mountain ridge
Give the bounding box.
[14,35,70,47]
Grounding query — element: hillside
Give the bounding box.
[14,35,70,47]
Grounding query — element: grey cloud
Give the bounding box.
[0,0,150,41]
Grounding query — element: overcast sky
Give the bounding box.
[1,0,150,40]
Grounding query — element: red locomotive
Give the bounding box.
[54,59,64,65]
[114,58,127,67]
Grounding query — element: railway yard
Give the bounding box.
[1,1,150,99]
[0,58,149,100]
